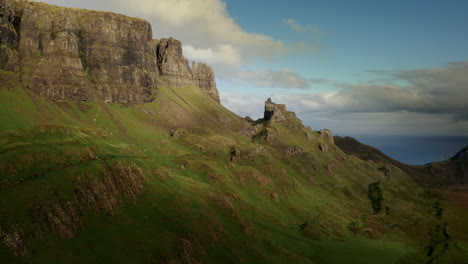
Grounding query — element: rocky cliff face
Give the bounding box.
[264,98,288,123]
[242,98,316,144]
[0,0,219,103]
[156,38,219,101]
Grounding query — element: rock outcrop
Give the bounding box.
[284,146,305,157]
[318,129,334,144]
[32,201,83,239]
[0,224,27,256]
[264,98,288,123]
[0,0,219,103]
[230,146,264,163]
[156,38,219,102]
[0,160,146,256]
[74,161,146,214]
[262,98,304,126]
[245,98,318,143]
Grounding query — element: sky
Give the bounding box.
[37,0,468,136]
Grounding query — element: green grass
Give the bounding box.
[310,237,412,264]
[1,84,466,263]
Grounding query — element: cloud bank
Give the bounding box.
[283,18,320,34]
[227,62,468,135]
[290,62,468,118]
[238,69,310,89]
[39,0,313,87]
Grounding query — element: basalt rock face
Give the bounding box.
[191,62,219,102]
[156,38,219,102]
[245,98,316,143]
[0,0,220,103]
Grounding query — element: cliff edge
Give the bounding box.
[0,0,219,103]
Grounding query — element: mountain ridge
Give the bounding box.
[0,0,219,103]
[334,136,468,186]
[1,0,468,263]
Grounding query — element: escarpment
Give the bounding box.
[156,38,219,102]
[0,0,219,103]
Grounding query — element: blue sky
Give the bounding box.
[222,0,468,84]
[38,0,468,136]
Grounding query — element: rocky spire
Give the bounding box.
[155,37,219,102]
[264,98,288,122]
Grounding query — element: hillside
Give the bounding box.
[334,136,468,186]
[1,0,468,263]
[334,136,468,263]
[425,147,468,185]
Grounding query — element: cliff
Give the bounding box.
[0,0,219,103]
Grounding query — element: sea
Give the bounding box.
[348,135,468,165]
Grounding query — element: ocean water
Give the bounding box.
[348,135,468,165]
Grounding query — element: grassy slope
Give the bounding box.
[334,136,467,187]
[1,77,466,263]
[334,135,468,263]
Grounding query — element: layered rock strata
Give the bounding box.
[0,0,219,103]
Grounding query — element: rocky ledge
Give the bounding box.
[0,0,219,103]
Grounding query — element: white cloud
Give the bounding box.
[276,62,468,134]
[220,92,265,119]
[268,62,468,118]
[135,0,287,57]
[182,45,243,69]
[38,0,320,79]
[41,0,286,57]
[283,18,321,34]
[221,62,468,135]
[238,69,310,89]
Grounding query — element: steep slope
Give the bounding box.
[334,136,468,185]
[333,136,401,165]
[334,136,468,263]
[425,146,468,184]
[333,136,439,186]
[1,81,466,262]
[1,1,468,263]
